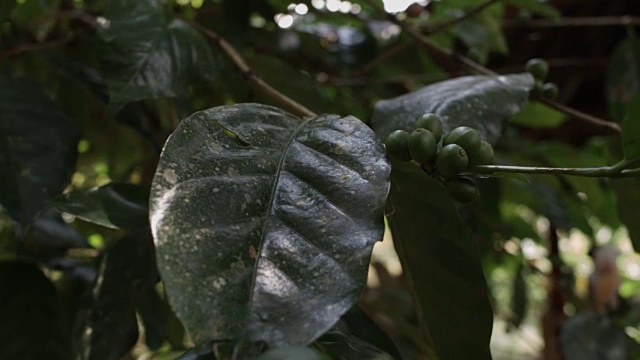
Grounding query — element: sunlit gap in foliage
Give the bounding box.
[275,0,362,28]
[383,0,429,13]
[175,0,204,9]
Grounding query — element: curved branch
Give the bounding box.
[0,34,75,60]
[186,20,316,119]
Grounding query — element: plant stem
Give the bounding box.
[539,97,621,133]
[186,20,316,119]
[0,34,75,60]
[470,159,640,178]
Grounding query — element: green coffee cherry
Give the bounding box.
[408,128,437,165]
[542,82,558,100]
[526,58,548,81]
[442,126,481,154]
[436,144,468,177]
[530,79,544,97]
[445,177,479,204]
[468,140,494,166]
[385,130,412,161]
[415,113,443,142]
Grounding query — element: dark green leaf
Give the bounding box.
[254,346,329,360]
[386,160,493,360]
[25,208,88,255]
[621,95,640,160]
[0,76,79,227]
[606,36,640,124]
[47,55,109,103]
[149,104,390,349]
[612,178,640,252]
[372,74,533,144]
[76,233,157,360]
[51,183,150,229]
[0,261,71,360]
[99,0,215,111]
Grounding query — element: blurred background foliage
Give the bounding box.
[1,0,640,359]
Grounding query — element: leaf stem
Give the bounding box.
[186,20,317,119]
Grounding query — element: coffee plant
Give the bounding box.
[1,0,640,359]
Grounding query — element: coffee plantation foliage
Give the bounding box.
[1,0,640,359]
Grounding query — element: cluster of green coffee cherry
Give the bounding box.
[385,113,495,204]
[525,58,558,100]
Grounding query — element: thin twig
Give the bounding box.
[502,16,640,28]
[471,158,638,178]
[426,0,502,34]
[0,34,75,60]
[365,0,621,134]
[351,0,500,76]
[539,98,621,133]
[351,41,411,76]
[54,9,98,27]
[186,20,316,118]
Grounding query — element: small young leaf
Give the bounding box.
[509,263,528,329]
[254,346,329,360]
[51,183,150,229]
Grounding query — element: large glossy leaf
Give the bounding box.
[99,0,215,111]
[150,104,390,352]
[385,160,493,360]
[371,73,533,144]
[0,261,70,360]
[0,76,79,227]
[52,183,150,229]
[606,36,640,124]
[75,233,157,360]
